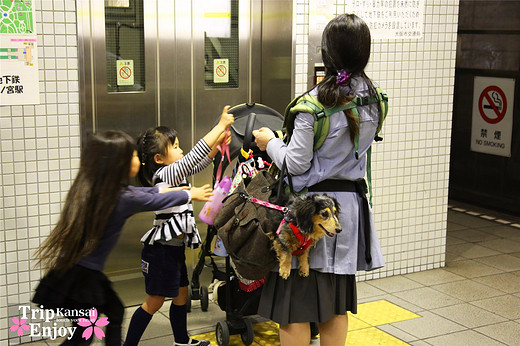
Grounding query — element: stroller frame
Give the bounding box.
[188,104,284,346]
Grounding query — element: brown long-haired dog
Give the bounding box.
[271,194,342,279]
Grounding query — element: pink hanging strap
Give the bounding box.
[215,129,231,183]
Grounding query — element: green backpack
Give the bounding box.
[283,87,388,204]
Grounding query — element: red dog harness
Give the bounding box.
[281,219,312,255]
[240,194,311,255]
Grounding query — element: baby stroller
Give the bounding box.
[189,103,284,345]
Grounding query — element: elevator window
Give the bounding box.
[105,0,145,92]
[204,0,239,89]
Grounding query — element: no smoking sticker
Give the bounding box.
[213,59,229,83]
[117,60,134,86]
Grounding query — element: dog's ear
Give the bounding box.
[294,195,316,234]
[331,196,341,215]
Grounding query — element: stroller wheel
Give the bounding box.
[186,288,192,313]
[240,318,254,345]
[200,285,209,312]
[216,320,230,346]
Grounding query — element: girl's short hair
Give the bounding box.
[137,126,178,187]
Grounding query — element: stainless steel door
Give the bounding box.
[78,0,293,306]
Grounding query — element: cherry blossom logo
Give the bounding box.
[10,317,30,337]
[77,308,110,341]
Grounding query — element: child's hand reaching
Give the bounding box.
[190,184,213,202]
[217,105,235,130]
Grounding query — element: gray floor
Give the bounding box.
[23,202,520,345]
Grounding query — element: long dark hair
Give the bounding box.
[35,130,136,272]
[318,14,379,142]
[136,126,178,187]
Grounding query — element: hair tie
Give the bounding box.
[336,70,352,86]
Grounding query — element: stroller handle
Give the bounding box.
[242,112,257,155]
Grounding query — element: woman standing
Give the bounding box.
[253,14,386,346]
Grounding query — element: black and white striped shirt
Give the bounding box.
[141,139,213,248]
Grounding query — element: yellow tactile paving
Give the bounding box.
[355,300,420,326]
[191,300,420,345]
[346,315,372,331]
[347,326,410,345]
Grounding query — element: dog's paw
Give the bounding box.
[299,268,309,277]
[279,268,290,279]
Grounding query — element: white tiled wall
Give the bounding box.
[0,0,80,344]
[0,0,459,344]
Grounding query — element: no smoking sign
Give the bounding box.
[213,59,229,83]
[478,85,507,124]
[471,77,515,157]
[117,60,134,86]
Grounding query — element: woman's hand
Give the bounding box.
[190,184,213,202]
[253,127,275,151]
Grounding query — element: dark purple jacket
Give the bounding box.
[78,185,190,271]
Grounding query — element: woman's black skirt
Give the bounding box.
[32,264,114,310]
[257,269,357,325]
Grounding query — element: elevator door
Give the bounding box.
[78,0,292,306]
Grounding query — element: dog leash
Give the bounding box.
[239,193,311,255]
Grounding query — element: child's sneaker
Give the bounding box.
[174,338,211,346]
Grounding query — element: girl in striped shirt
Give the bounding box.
[123,106,233,346]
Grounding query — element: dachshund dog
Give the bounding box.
[270,194,342,279]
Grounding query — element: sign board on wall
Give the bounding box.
[0,1,39,105]
[471,77,515,157]
[349,0,425,39]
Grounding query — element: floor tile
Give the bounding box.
[477,237,520,254]
[389,311,465,339]
[472,272,520,294]
[430,280,504,302]
[449,228,499,243]
[472,294,520,320]
[423,329,506,346]
[446,242,500,260]
[364,275,424,293]
[443,259,503,278]
[474,254,520,272]
[356,281,387,300]
[474,321,520,346]
[431,303,507,328]
[403,268,465,286]
[446,220,468,232]
[446,235,467,245]
[447,212,496,229]
[376,324,419,343]
[477,224,520,239]
[392,287,462,310]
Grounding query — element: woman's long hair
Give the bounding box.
[136,126,177,187]
[317,13,379,143]
[35,130,136,272]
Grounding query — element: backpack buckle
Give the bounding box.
[356,96,369,106]
[315,110,326,119]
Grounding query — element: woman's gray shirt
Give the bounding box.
[266,76,385,275]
